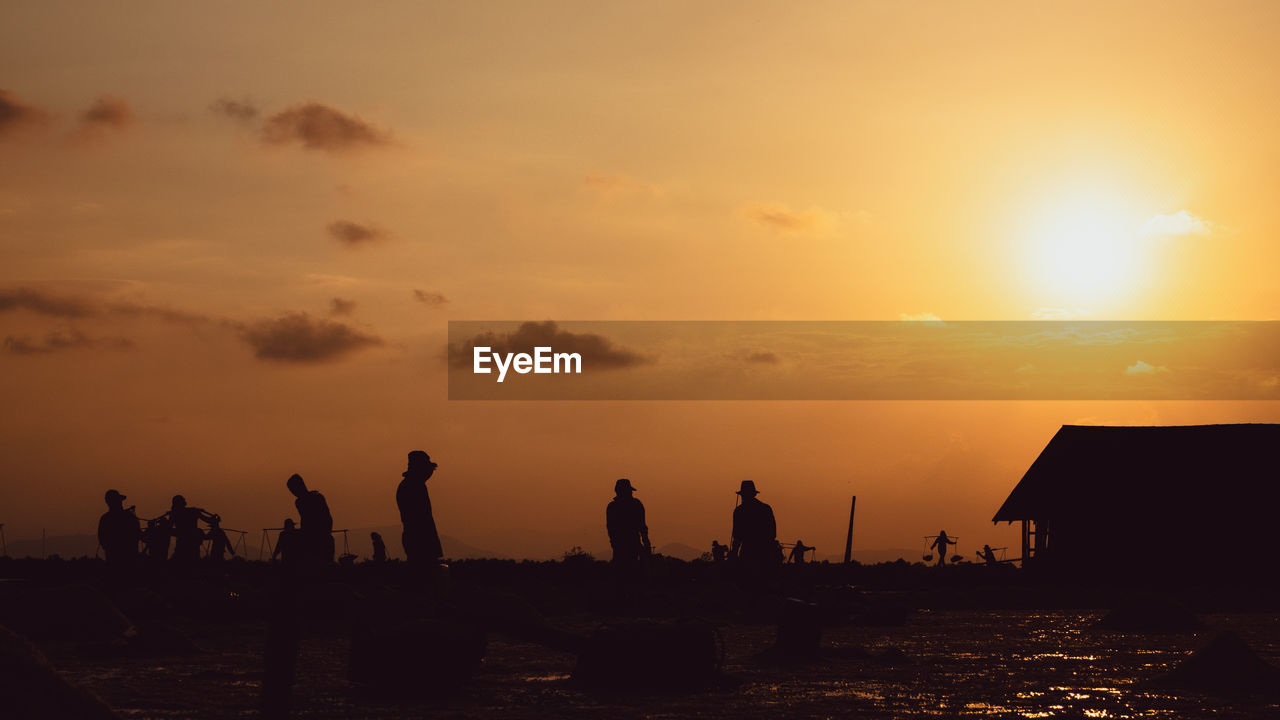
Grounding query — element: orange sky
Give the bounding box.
[2,2,1279,559]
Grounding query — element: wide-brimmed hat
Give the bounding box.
[405,450,437,476]
[104,489,125,504]
[615,478,636,493]
[736,480,759,496]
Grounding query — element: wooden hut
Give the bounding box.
[992,424,1280,581]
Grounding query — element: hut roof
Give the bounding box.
[992,423,1280,523]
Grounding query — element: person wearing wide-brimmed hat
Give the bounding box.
[730,480,778,569]
[606,478,651,567]
[97,488,140,571]
[396,450,443,566]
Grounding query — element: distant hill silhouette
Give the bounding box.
[6,533,101,559]
[656,542,705,561]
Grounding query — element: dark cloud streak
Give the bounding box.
[262,102,389,151]
[413,289,448,307]
[0,89,50,138]
[79,96,134,129]
[447,321,647,370]
[209,97,258,122]
[327,220,384,246]
[0,287,96,318]
[3,330,133,355]
[239,312,383,363]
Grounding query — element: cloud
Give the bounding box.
[261,102,390,151]
[413,289,448,307]
[239,312,383,363]
[0,287,222,326]
[1125,360,1169,375]
[745,204,834,233]
[327,220,385,246]
[209,97,258,122]
[899,312,944,323]
[1139,210,1211,241]
[0,287,96,317]
[0,89,50,138]
[107,301,218,327]
[3,330,133,355]
[1,286,386,363]
[745,351,780,364]
[79,96,134,130]
[1031,307,1092,320]
[448,321,648,370]
[582,174,663,198]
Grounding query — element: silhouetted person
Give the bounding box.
[166,495,215,564]
[788,539,812,564]
[930,530,956,567]
[370,531,387,563]
[978,544,998,565]
[286,474,334,567]
[711,540,727,563]
[207,515,236,562]
[143,515,171,564]
[397,450,443,567]
[731,481,778,568]
[606,478,651,567]
[273,519,298,564]
[97,489,140,571]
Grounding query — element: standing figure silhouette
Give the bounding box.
[370,531,387,563]
[731,480,780,588]
[166,495,216,565]
[788,539,812,564]
[97,489,140,572]
[206,515,236,562]
[931,530,956,567]
[396,450,443,568]
[606,478,651,574]
[273,518,298,564]
[287,474,334,567]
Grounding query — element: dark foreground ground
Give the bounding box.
[3,557,1278,719]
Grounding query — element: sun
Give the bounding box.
[1022,190,1145,307]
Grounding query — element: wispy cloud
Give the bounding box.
[899,312,943,323]
[413,289,448,307]
[1031,307,1092,320]
[745,204,836,233]
[329,298,356,316]
[262,102,390,152]
[239,312,383,363]
[0,89,50,139]
[582,173,664,198]
[1,286,384,364]
[1125,360,1169,375]
[0,287,96,317]
[3,330,133,355]
[745,351,780,364]
[78,96,134,131]
[448,321,647,370]
[1139,210,1211,242]
[327,220,385,247]
[209,97,258,122]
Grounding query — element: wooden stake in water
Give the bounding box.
[843,495,857,564]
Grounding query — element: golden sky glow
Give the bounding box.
[3,2,1279,558]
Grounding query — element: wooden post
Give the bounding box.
[843,495,857,563]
